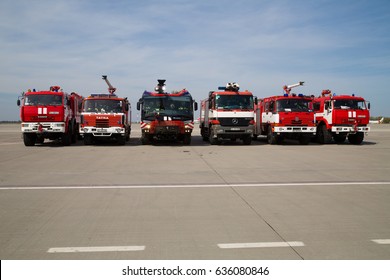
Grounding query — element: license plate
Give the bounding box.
[231,127,240,131]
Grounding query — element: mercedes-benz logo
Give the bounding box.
[232,118,238,124]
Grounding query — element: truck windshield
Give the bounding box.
[276,99,310,112]
[84,99,123,113]
[24,94,62,106]
[215,95,254,110]
[142,96,193,121]
[333,99,366,110]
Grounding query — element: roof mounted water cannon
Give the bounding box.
[155,79,166,94]
[283,81,304,95]
[218,82,240,92]
[321,89,332,97]
[102,75,116,94]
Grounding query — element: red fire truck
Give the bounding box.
[79,76,131,145]
[17,86,83,146]
[200,82,255,145]
[137,80,197,145]
[254,82,316,144]
[313,90,370,144]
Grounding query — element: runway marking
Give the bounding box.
[372,239,390,245]
[1,181,390,190]
[218,241,305,249]
[47,245,145,253]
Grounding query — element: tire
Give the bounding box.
[317,124,332,144]
[267,126,277,145]
[242,136,252,145]
[348,132,364,145]
[117,135,126,145]
[23,133,36,146]
[209,130,219,145]
[71,122,77,143]
[183,134,191,145]
[84,134,93,145]
[61,130,71,146]
[141,133,151,145]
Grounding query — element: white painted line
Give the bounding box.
[218,241,305,249]
[372,239,390,245]
[47,245,145,253]
[1,181,390,190]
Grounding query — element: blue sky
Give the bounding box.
[1,0,389,120]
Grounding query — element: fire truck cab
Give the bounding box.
[17,86,83,146]
[137,80,197,145]
[200,83,255,145]
[79,76,131,145]
[313,90,370,144]
[254,82,316,145]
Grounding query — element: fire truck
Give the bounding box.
[254,82,316,145]
[17,86,83,146]
[313,90,370,144]
[137,80,197,145]
[200,82,255,145]
[79,75,131,145]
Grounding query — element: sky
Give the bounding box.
[1,0,389,121]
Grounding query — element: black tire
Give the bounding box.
[267,126,277,145]
[348,132,364,145]
[141,133,151,145]
[183,134,191,145]
[61,130,71,146]
[23,133,36,146]
[117,135,126,145]
[317,124,332,144]
[242,136,252,145]
[209,130,219,145]
[71,122,77,143]
[84,134,93,145]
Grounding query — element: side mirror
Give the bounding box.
[137,102,140,111]
[17,99,21,106]
[367,102,370,110]
[254,97,258,105]
[194,102,198,111]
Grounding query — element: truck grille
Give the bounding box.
[219,118,251,126]
[96,119,109,128]
[155,126,179,134]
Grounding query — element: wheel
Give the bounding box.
[117,135,126,145]
[242,136,252,145]
[333,134,347,144]
[141,133,151,145]
[36,136,44,144]
[267,126,277,145]
[23,133,36,146]
[183,134,191,145]
[348,132,364,145]
[71,123,77,143]
[83,134,93,145]
[317,124,332,144]
[209,130,219,145]
[61,129,71,146]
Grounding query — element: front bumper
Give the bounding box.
[211,125,254,138]
[80,126,125,137]
[331,126,370,133]
[21,122,66,133]
[273,126,316,134]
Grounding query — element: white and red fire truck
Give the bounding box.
[17,86,83,146]
[313,90,370,144]
[137,80,197,145]
[200,82,255,145]
[254,82,316,145]
[79,76,131,145]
